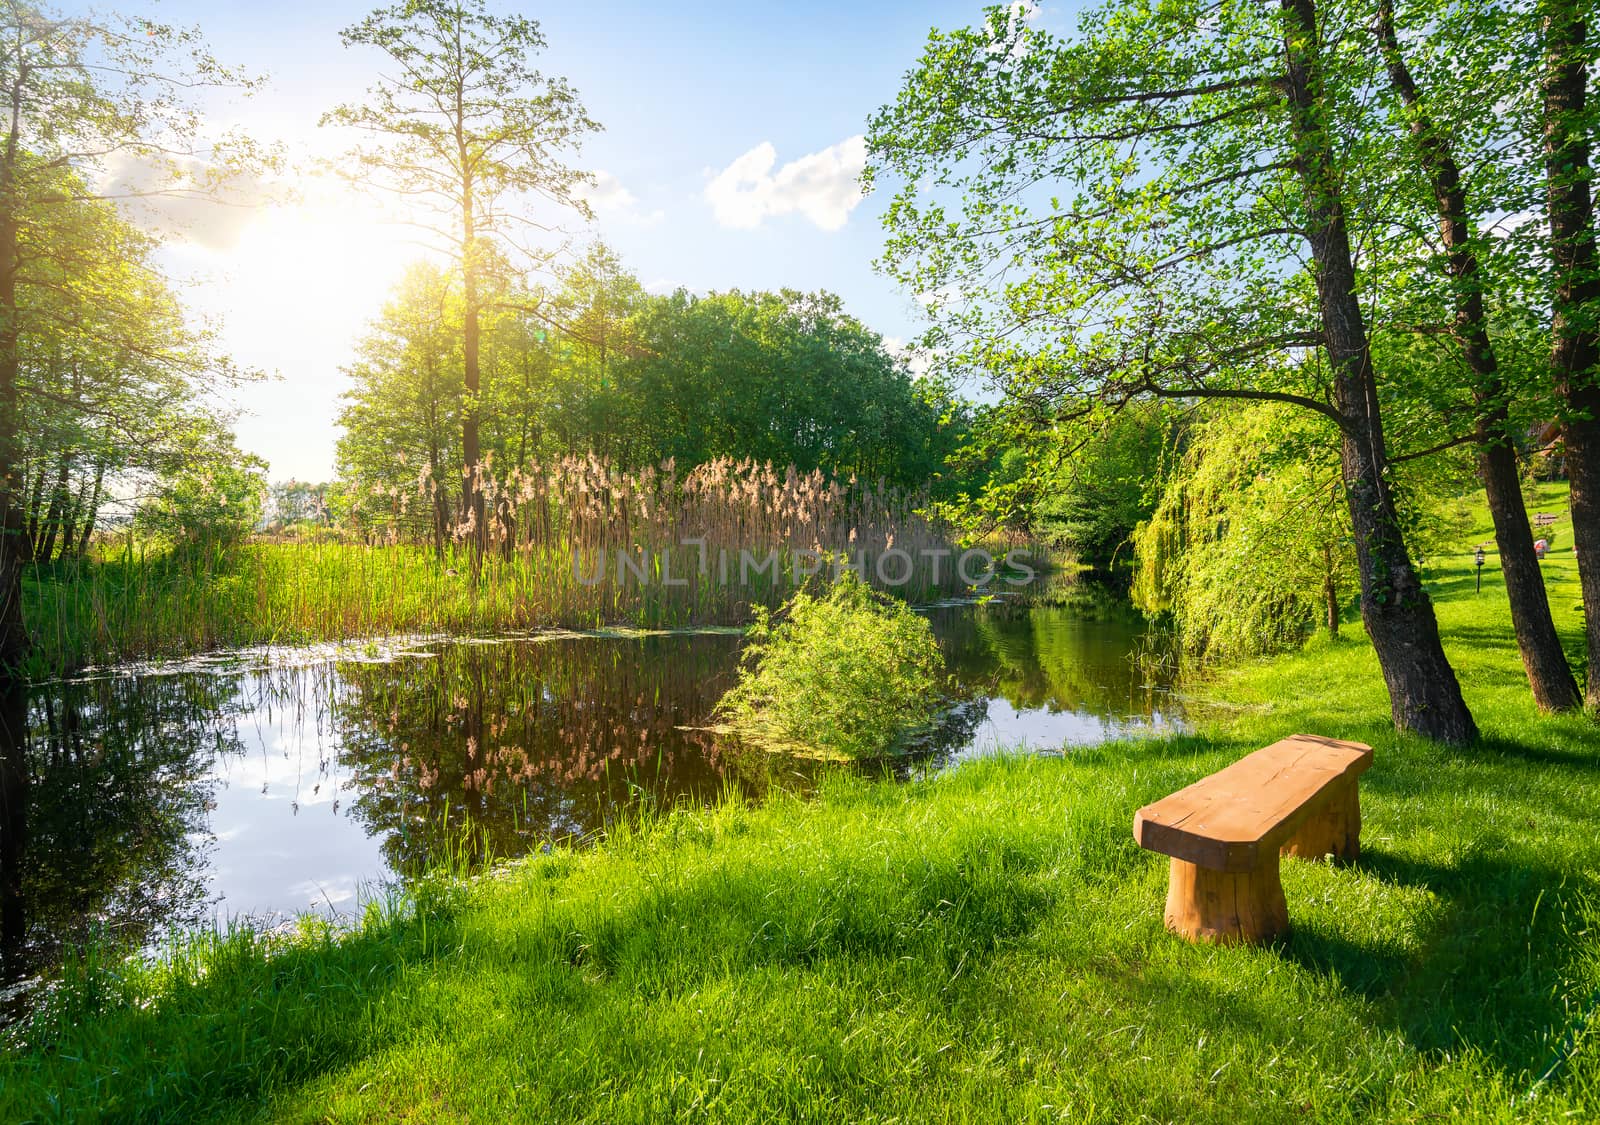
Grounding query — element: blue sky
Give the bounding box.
[96,1,1071,480]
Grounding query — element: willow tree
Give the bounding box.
[0,1,262,672]
[324,0,598,552]
[868,0,1478,742]
[1132,403,1358,661]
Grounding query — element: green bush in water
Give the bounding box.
[716,574,947,759]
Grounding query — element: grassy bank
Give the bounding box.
[26,540,976,677]
[27,539,1049,677]
[4,489,1598,1122]
[28,540,759,674]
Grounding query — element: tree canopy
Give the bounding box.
[866,0,1494,741]
[334,246,969,537]
[0,0,269,670]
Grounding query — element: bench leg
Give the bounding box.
[1281,778,1361,863]
[1164,855,1289,945]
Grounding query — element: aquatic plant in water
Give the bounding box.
[715,574,948,760]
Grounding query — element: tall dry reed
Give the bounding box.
[30,456,967,674]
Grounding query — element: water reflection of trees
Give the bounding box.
[0,599,1180,1019]
[328,611,1168,872]
[929,598,1179,720]
[0,671,241,1015]
[331,634,768,875]
[0,635,782,1012]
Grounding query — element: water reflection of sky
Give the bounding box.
[203,720,387,924]
[953,696,1186,765]
[6,598,1184,994]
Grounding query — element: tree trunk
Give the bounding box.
[460,180,486,556]
[73,462,103,560]
[22,459,42,555]
[1323,546,1340,637]
[0,677,26,984]
[424,358,451,559]
[35,453,68,565]
[58,476,85,564]
[1480,434,1584,707]
[1543,0,1600,710]
[1377,0,1581,711]
[1281,0,1477,744]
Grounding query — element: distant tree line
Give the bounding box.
[331,243,970,539]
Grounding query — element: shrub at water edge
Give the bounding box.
[715,574,947,759]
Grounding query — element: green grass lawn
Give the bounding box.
[4,483,1598,1122]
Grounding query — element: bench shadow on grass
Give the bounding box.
[1282,837,1584,1081]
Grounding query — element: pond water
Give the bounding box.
[0,589,1180,1015]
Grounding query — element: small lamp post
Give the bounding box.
[1475,545,1485,593]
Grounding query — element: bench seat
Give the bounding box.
[1133,735,1373,944]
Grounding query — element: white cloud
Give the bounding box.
[704,135,866,232]
[915,284,960,311]
[986,0,1041,60]
[884,335,935,379]
[97,151,282,250]
[575,170,664,227]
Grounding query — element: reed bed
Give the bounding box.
[28,456,966,676]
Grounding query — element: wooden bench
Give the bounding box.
[1133,735,1374,944]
